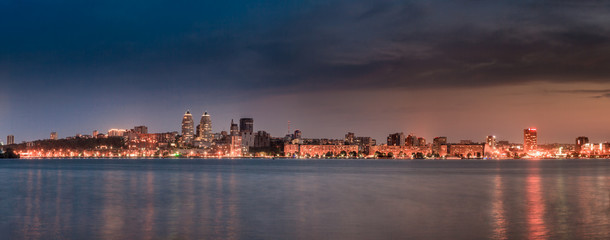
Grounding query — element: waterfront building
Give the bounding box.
[432,137,447,153]
[284,144,359,157]
[239,118,254,134]
[7,135,14,145]
[345,132,355,144]
[486,136,496,149]
[417,137,426,147]
[230,135,243,157]
[369,145,431,158]
[181,111,195,144]
[50,132,58,140]
[406,134,418,146]
[387,132,405,146]
[199,112,212,142]
[447,144,485,158]
[576,136,589,153]
[254,131,271,148]
[523,128,538,152]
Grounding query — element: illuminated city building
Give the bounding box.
[486,136,496,149]
[369,145,430,158]
[523,128,538,152]
[50,132,58,140]
[345,132,355,144]
[7,135,14,145]
[284,144,359,157]
[199,112,212,142]
[181,111,194,144]
[406,134,418,146]
[387,132,405,146]
[432,137,447,153]
[230,119,239,136]
[92,130,98,138]
[239,118,253,134]
[134,126,148,134]
[447,144,485,158]
[108,129,127,137]
[417,137,426,146]
[576,136,589,153]
[229,135,243,157]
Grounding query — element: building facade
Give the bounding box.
[523,128,538,152]
[181,111,195,144]
[239,118,253,134]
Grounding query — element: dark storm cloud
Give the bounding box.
[2,0,610,92]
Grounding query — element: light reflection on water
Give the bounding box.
[2,159,610,239]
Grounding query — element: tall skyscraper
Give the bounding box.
[230,119,239,136]
[576,136,589,152]
[523,128,538,152]
[239,118,254,134]
[181,111,194,143]
[199,112,212,142]
[7,135,14,145]
[50,132,58,140]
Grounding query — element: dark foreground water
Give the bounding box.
[1,159,610,239]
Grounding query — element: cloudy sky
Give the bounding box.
[2,0,610,143]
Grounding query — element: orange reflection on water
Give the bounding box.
[526,164,548,239]
[491,173,507,240]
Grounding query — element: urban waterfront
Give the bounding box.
[2,158,610,239]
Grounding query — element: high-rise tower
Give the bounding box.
[199,112,212,142]
[239,118,254,134]
[230,119,239,136]
[523,128,538,152]
[181,111,194,144]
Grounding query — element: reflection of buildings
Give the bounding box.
[525,164,548,238]
[491,174,507,239]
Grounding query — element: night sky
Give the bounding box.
[2,0,610,144]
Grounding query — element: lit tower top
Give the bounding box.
[523,128,538,152]
[181,110,194,143]
[230,119,239,136]
[199,111,212,142]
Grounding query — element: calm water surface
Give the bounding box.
[1,159,610,239]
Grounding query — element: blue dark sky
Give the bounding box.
[2,0,610,144]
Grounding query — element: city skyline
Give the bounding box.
[2,108,608,146]
[2,1,610,143]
